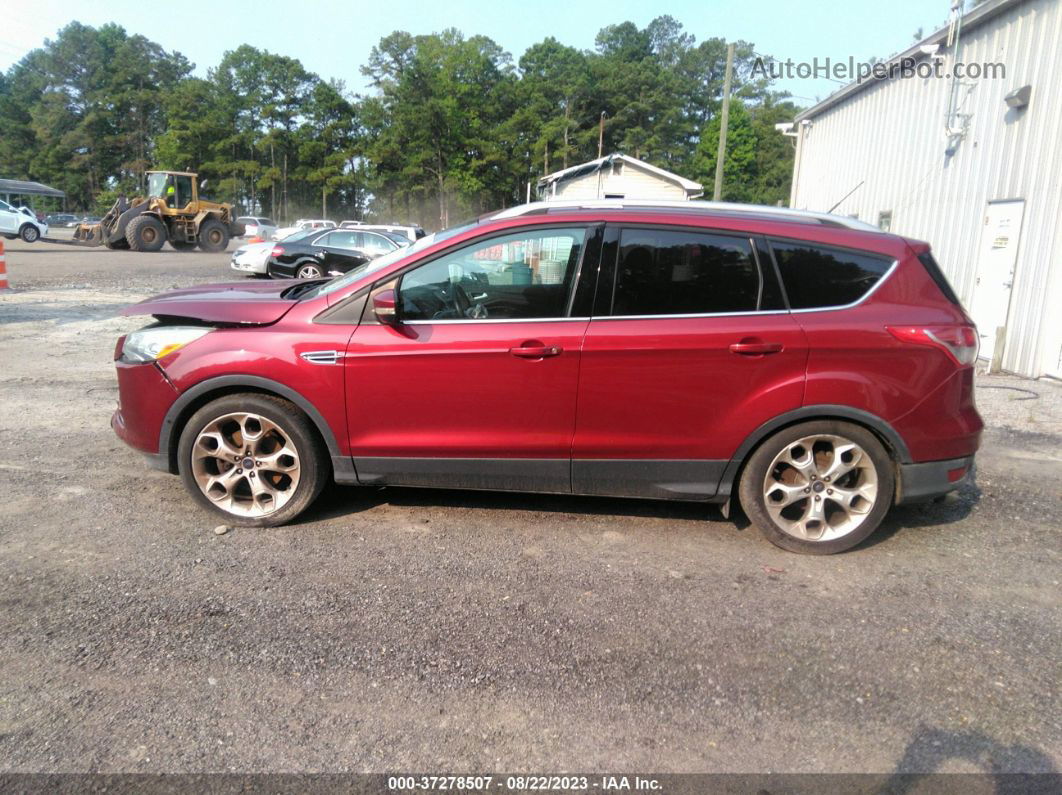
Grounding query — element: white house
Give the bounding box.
[788,0,1062,379]
[537,154,703,202]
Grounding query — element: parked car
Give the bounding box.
[46,213,79,227]
[0,200,48,242]
[266,227,403,279]
[340,221,426,241]
[111,199,982,554]
[270,219,335,241]
[236,216,277,241]
[230,229,313,277]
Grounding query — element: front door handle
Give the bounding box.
[729,341,783,356]
[510,344,563,359]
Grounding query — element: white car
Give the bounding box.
[0,200,48,242]
[235,216,277,240]
[231,229,313,276]
[270,218,335,241]
[339,221,425,242]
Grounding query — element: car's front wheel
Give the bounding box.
[177,394,329,527]
[738,420,894,554]
[19,224,40,243]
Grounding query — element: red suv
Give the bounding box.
[112,201,982,554]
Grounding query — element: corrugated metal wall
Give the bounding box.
[791,0,1062,378]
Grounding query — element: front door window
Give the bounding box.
[399,228,586,321]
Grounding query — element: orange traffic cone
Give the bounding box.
[0,240,8,290]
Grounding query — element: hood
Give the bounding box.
[121,280,299,325]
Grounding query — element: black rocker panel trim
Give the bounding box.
[354,457,570,494]
[572,459,727,501]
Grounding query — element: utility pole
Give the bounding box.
[322,185,326,219]
[598,111,607,159]
[713,42,736,201]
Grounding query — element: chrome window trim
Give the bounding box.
[401,317,592,325]
[773,255,900,314]
[591,309,792,321]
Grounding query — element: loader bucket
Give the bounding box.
[72,223,104,247]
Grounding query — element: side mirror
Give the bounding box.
[372,288,398,324]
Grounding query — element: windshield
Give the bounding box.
[305,220,478,300]
[147,173,168,198]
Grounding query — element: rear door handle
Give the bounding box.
[729,341,783,355]
[510,345,563,359]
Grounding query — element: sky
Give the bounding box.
[1,0,956,107]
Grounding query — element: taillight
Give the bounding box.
[271,246,284,256]
[887,325,979,366]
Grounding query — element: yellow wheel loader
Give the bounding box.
[72,171,244,252]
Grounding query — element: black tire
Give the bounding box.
[294,261,324,279]
[105,238,130,250]
[738,420,895,555]
[177,393,330,528]
[125,215,167,252]
[169,240,197,252]
[19,224,40,243]
[3,234,15,240]
[197,218,229,252]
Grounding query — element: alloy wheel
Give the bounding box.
[190,412,301,517]
[297,265,322,279]
[762,434,879,542]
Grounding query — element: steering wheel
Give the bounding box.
[452,280,472,317]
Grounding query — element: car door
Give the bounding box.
[0,200,17,234]
[571,225,808,500]
[316,230,368,274]
[344,225,600,492]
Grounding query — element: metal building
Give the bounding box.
[788,0,1062,379]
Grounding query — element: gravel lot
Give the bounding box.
[0,234,1059,775]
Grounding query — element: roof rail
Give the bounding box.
[490,199,881,232]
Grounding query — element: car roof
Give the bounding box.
[491,199,881,232]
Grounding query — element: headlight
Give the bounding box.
[121,325,212,362]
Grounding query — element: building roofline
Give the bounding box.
[795,0,1023,122]
[537,154,703,194]
[0,178,66,198]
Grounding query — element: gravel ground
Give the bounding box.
[0,236,1059,775]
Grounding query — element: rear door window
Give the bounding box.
[769,240,893,309]
[609,228,761,316]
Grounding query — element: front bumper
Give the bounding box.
[112,359,180,465]
[898,455,974,504]
[230,252,268,274]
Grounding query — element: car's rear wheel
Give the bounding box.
[177,394,329,527]
[296,262,323,279]
[738,420,894,554]
[19,224,40,243]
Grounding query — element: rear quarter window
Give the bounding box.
[769,240,893,309]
